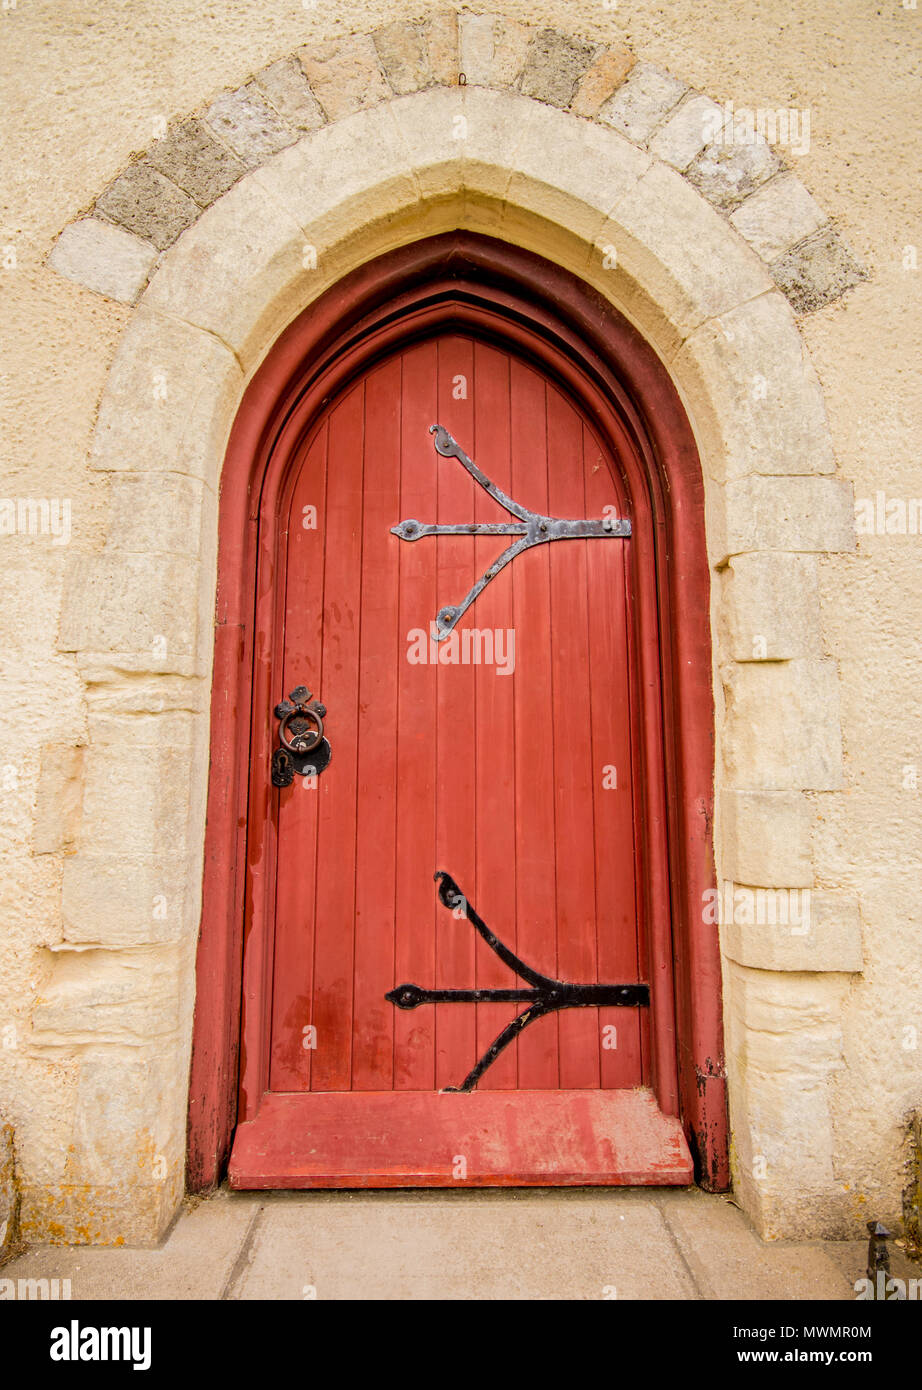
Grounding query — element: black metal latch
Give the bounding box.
[270,685,331,786]
[387,871,649,1092]
[391,425,631,640]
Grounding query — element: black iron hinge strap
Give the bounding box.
[386,870,649,1093]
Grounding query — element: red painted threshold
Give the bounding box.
[228,1088,694,1189]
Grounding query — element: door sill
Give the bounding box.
[228,1087,693,1189]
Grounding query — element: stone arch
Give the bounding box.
[41,31,861,1244]
[49,16,864,319]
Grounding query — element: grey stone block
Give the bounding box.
[374,20,431,95]
[721,891,863,972]
[297,36,391,120]
[771,225,868,313]
[598,60,687,143]
[48,218,158,303]
[254,56,326,132]
[147,117,245,208]
[204,86,296,169]
[95,163,200,251]
[457,12,494,86]
[686,137,781,211]
[730,173,827,262]
[722,554,822,665]
[649,94,723,171]
[519,28,598,109]
[721,788,814,886]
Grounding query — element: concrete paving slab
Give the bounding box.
[654,1190,857,1300]
[4,1185,916,1301]
[230,1189,698,1300]
[0,1189,260,1301]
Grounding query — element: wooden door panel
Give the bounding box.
[274,335,641,1095]
[232,327,694,1187]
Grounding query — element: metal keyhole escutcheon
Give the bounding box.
[271,685,332,786]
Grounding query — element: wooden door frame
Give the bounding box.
[187,231,728,1193]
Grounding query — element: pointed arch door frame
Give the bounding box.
[187,232,727,1192]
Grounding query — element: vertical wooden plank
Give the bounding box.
[433,336,478,1091]
[310,385,365,1091]
[546,385,601,1090]
[510,364,559,1088]
[394,342,439,1090]
[351,358,402,1089]
[268,423,328,1091]
[583,422,643,1088]
[471,342,518,1088]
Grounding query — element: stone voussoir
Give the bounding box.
[730,172,828,263]
[519,28,599,109]
[598,60,688,145]
[770,223,868,313]
[571,47,635,119]
[686,135,781,212]
[203,85,298,169]
[457,12,495,87]
[426,10,460,86]
[649,93,724,172]
[253,55,327,132]
[47,13,860,316]
[373,19,435,96]
[146,117,246,209]
[491,18,533,87]
[298,34,392,121]
[455,13,534,90]
[48,217,158,304]
[94,162,200,253]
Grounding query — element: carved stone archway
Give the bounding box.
[40,21,859,1244]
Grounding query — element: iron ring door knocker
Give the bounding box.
[270,685,332,786]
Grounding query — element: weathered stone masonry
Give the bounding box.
[49,15,865,313]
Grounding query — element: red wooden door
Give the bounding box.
[228,332,693,1187]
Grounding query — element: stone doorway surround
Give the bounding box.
[30,12,863,1246]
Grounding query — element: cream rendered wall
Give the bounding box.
[0,0,919,1247]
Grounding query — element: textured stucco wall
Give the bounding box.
[1,0,920,1245]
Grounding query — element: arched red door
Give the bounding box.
[190,236,726,1193]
